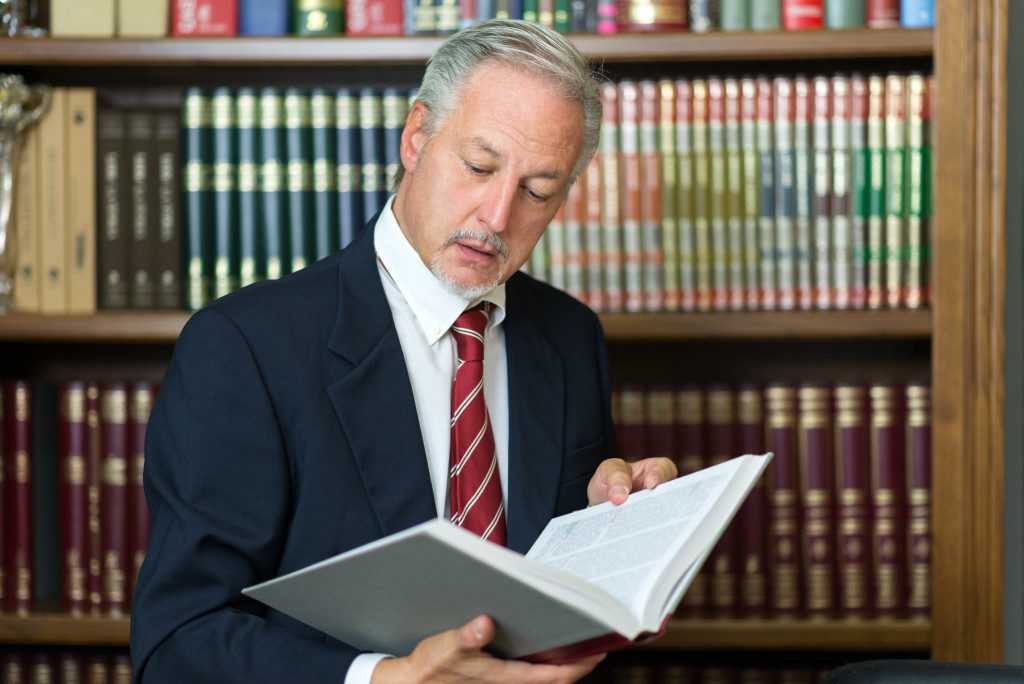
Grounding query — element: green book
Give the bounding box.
[310,88,338,261]
[825,0,864,28]
[554,0,570,32]
[849,74,869,308]
[182,88,214,311]
[755,76,776,310]
[721,0,749,30]
[707,78,729,311]
[723,78,746,311]
[258,88,289,281]
[211,88,239,300]
[292,0,344,35]
[740,77,760,310]
[236,89,262,289]
[866,75,886,309]
[658,79,680,312]
[792,76,813,310]
[830,75,853,310]
[284,89,314,274]
[750,0,781,30]
[522,0,538,23]
[904,73,927,309]
[884,74,907,309]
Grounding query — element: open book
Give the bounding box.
[243,453,771,663]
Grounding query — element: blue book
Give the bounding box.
[336,88,363,248]
[358,88,386,226]
[236,88,263,288]
[382,88,406,197]
[239,0,290,35]
[211,88,239,300]
[182,88,215,311]
[284,88,314,274]
[310,88,339,260]
[258,88,289,281]
[900,0,933,28]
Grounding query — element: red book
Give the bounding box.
[101,383,130,616]
[834,384,873,618]
[598,83,624,312]
[736,384,767,618]
[797,382,835,618]
[765,383,801,617]
[674,384,707,617]
[618,81,644,313]
[869,382,906,617]
[617,385,646,462]
[0,385,6,612]
[86,383,104,614]
[5,381,33,614]
[597,0,618,33]
[129,382,156,605]
[706,384,737,617]
[645,386,675,462]
[782,0,823,30]
[346,0,404,35]
[906,382,931,619]
[865,0,900,28]
[638,80,664,313]
[59,382,90,615]
[171,0,239,35]
[87,654,110,683]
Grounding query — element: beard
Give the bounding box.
[429,229,509,300]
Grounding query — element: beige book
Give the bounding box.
[50,0,116,37]
[119,0,170,37]
[66,88,98,314]
[38,88,68,315]
[12,124,41,313]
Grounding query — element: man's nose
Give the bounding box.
[476,178,516,233]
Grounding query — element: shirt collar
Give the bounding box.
[374,195,506,345]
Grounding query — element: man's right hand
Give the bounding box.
[370,615,604,683]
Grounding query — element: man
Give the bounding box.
[130,19,676,683]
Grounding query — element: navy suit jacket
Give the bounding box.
[129,221,618,682]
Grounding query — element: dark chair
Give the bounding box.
[820,659,1024,683]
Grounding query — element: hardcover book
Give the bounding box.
[765,383,801,616]
[598,83,624,312]
[5,382,33,614]
[825,0,863,28]
[311,89,339,261]
[797,382,835,617]
[335,88,363,250]
[258,88,289,280]
[13,122,40,313]
[182,89,215,310]
[673,384,707,616]
[865,0,899,27]
[706,79,729,312]
[739,78,760,310]
[723,78,745,312]
[791,76,813,310]
[834,383,872,617]
[869,382,906,616]
[735,384,767,617]
[237,89,262,289]
[239,0,290,34]
[129,382,156,604]
[906,382,931,618]
[244,454,771,662]
[172,0,239,35]
[65,88,97,315]
[346,0,404,34]
[638,80,664,313]
[675,79,697,312]
[782,0,823,29]
[618,81,644,313]
[884,74,906,309]
[691,80,713,311]
[100,384,130,616]
[38,88,68,315]
[285,89,315,275]
[706,385,738,617]
[127,110,157,309]
[293,0,343,34]
[58,383,89,615]
[658,79,680,312]
[811,76,833,310]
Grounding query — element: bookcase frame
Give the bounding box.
[0,0,1009,664]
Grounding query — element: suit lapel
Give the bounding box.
[504,278,566,554]
[325,224,436,537]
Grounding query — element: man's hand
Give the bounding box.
[371,615,604,683]
[587,457,678,506]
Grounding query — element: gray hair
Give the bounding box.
[392,19,601,191]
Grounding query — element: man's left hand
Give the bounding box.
[586,458,678,506]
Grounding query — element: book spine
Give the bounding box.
[596,0,616,33]
[347,0,405,34]
[782,0,823,29]
[383,88,406,200]
[617,385,646,463]
[724,79,745,311]
[674,384,707,616]
[751,0,781,29]
[13,122,40,312]
[599,84,624,312]
[285,89,314,275]
[101,384,129,616]
[904,73,927,310]
[563,175,586,303]
[830,75,853,310]
[539,0,555,27]
[720,0,748,30]
[707,384,738,617]
[112,655,132,683]
[211,89,239,299]
[359,89,386,237]
[692,80,714,312]
[825,0,863,28]
[900,0,933,28]
[236,89,261,289]
[65,88,97,315]
[96,104,130,311]
[865,75,886,309]
[583,150,605,310]
[127,110,157,308]
[645,386,675,462]
[884,74,906,309]
[618,81,644,313]
[736,384,767,617]
[659,79,680,312]
[293,0,343,33]
[618,0,687,30]
[335,89,362,250]
[85,383,103,614]
[128,382,154,606]
[675,79,697,312]
[772,77,797,310]
[865,0,899,27]
[0,387,5,609]
[553,0,569,31]
[6,382,33,614]
[755,77,776,310]
[766,383,801,617]
[740,78,760,310]
[812,76,833,310]
[638,81,664,312]
[906,382,931,618]
[172,0,239,34]
[59,383,89,615]
[568,0,586,31]
[183,89,214,309]
[707,79,730,312]
[798,382,835,618]
[792,76,814,310]
[258,88,288,280]
[924,75,935,306]
[38,88,68,314]
[688,0,718,32]
[239,0,290,34]
[870,381,906,617]
[546,206,566,291]
[436,0,462,34]
[522,0,538,22]
[849,74,870,308]
[311,88,339,261]
[834,383,872,617]
[151,109,182,310]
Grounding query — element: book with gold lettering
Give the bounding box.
[834,383,872,617]
[58,383,89,615]
[100,384,130,616]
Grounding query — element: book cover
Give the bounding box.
[658,79,680,312]
[638,80,664,313]
[691,80,713,311]
[834,384,872,617]
[13,114,40,313]
[598,83,624,312]
[172,0,239,35]
[765,383,801,617]
[849,74,870,308]
[617,385,646,463]
[211,89,239,300]
[127,110,157,309]
[50,0,115,36]
[864,0,898,27]
[237,89,262,290]
[182,89,215,310]
[900,0,933,28]
[58,382,89,615]
[706,385,738,617]
[811,75,833,310]
[740,78,760,310]
[285,89,314,274]
[772,77,797,310]
[792,76,814,310]
[905,382,930,618]
[335,89,363,250]
[100,384,130,616]
[293,0,344,34]
[616,0,687,31]
[38,87,68,315]
[359,89,387,232]
[5,382,33,614]
[830,75,853,310]
[825,0,863,28]
[240,0,290,34]
[674,384,707,617]
[720,0,748,30]
[675,79,697,312]
[258,88,289,280]
[869,382,906,616]
[706,78,729,312]
[129,382,156,604]
[618,81,644,313]
[782,0,823,29]
[884,74,906,309]
[119,0,171,36]
[797,382,835,618]
[688,0,718,32]
[755,76,776,310]
[736,384,767,617]
[65,88,98,315]
[311,89,339,261]
[85,383,104,614]
[751,0,781,29]
[904,73,927,310]
[865,75,886,309]
[723,78,745,312]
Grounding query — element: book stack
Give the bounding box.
[0,650,131,683]
[0,380,156,617]
[526,72,935,313]
[611,380,931,620]
[606,662,828,683]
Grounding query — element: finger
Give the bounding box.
[588,458,633,505]
[454,614,494,652]
[633,457,678,490]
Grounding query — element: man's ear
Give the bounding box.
[400,101,430,176]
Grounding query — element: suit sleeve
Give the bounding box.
[130,307,360,682]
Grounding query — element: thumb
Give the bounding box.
[454,615,494,652]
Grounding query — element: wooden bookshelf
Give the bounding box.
[0,614,131,646]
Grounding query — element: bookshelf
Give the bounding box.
[0,0,1009,668]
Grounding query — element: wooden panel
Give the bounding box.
[641,619,932,652]
[0,614,130,646]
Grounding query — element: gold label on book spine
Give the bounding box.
[647,391,673,425]
[14,385,29,420]
[311,93,333,129]
[65,455,86,485]
[68,549,86,603]
[104,458,127,487]
[183,94,210,129]
[63,387,86,422]
[102,389,128,424]
[707,390,733,423]
[135,455,146,486]
[287,159,312,193]
[15,451,30,483]
[284,94,311,129]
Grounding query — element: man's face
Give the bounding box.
[392,63,586,297]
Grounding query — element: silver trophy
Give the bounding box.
[1,0,47,37]
[0,74,50,312]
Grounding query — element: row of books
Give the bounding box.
[0,650,131,684]
[608,381,930,620]
[0,381,154,617]
[523,73,934,312]
[601,664,828,684]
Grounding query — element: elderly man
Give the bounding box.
[130,19,676,683]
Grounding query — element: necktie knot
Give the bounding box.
[451,302,490,363]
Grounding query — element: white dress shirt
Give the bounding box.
[345,196,510,683]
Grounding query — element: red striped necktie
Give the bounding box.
[448,302,506,546]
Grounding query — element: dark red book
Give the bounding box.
[645,386,675,462]
[1,653,25,682]
[834,383,873,618]
[869,382,906,617]
[865,0,899,27]
[706,384,737,618]
[101,383,130,616]
[129,381,156,604]
[58,652,82,683]
[85,382,104,614]
[782,0,823,29]
[171,0,239,35]
[765,383,801,617]
[736,384,767,618]
[112,653,133,683]
[906,382,931,619]
[346,0,404,35]
[797,382,835,618]
[5,381,33,615]
[617,385,646,463]
[674,384,707,617]
[59,382,90,615]
[0,384,6,612]
[87,654,110,683]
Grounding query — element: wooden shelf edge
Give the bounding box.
[637,618,933,651]
[0,29,932,66]
[0,614,130,646]
[0,312,190,343]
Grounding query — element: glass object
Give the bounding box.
[1,0,47,37]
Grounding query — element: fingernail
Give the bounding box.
[612,485,629,499]
[473,617,486,640]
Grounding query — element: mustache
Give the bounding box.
[441,229,509,261]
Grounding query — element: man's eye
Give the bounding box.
[465,162,488,175]
[526,188,550,202]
